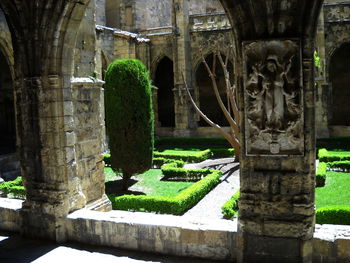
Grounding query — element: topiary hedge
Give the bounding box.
[221,189,240,219]
[0,176,25,199]
[108,169,222,215]
[105,59,154,190]
[316,206,350,225]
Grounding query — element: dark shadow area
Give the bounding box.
[329,43,350,126]
[0,231,229,263]
[0,51,16,155]
[155,57,175,127]
[105,178,145,196]
[196,53,234,127]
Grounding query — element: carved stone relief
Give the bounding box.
[243,40,304,155]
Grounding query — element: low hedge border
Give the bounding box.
[108,169,223,215]
[153,149,211,163]
[0,176,25,199]
[316,206,350,225]
[105,148,235,167]
[154,148,235,164]
[327,160,350,172]
[161,161,212,181]
[316,162,327,187]
[318,148,350,162]
[221,189,240,219]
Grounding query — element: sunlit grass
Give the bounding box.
[104,168,193,197]
[316,171,350,209]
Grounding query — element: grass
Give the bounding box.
[105,168,194,197]
[316,171,350,209]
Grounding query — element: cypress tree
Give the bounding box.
[105,59,154,190]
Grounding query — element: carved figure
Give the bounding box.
[244,40,303,155]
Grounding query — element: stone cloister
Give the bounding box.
[0,0,350,263]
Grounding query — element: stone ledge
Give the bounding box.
[71,77,104,86]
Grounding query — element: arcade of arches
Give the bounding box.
[0,0,349,263]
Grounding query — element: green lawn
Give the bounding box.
[316,171,350,209]
[105,167,194,197]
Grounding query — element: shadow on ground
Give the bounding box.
[105,178,146,196]
[0,231,228,263]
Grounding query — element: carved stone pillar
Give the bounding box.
[219,0,323,262]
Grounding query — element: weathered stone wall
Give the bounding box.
[74,0,98,78]
[189,0,225,15]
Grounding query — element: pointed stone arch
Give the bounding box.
[154,56,175,128]
[329,42,350,126]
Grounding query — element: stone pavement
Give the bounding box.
[0,231,229,263]
[184,158,240,219]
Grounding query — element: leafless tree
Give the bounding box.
[183,47,240,161]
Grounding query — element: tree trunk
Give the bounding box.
[122,171,132,191]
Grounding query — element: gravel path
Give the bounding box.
[183,158,240,219]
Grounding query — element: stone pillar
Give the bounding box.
[172,0,193,137]
[20,75,73,242]
[219,1,323,262]
[71,78,111,212]
[315,7,330,138]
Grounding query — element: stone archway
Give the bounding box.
[154,56,175,128]
[329,42,350,126]
[195,53,233,127]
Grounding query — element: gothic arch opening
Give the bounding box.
[195,53,233,127]
[329,43,350,126]
[105,0,120,28]
[154,56,175,127]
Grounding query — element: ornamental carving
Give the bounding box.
[243,40,304,155]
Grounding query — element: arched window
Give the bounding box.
[329,43,350,126]
[154,57,175,127]
[195,53,233,127]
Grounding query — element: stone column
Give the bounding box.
[172,0,193,137]
[315,7,330,138]
[219,1,323,262]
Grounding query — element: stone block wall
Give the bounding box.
[71,78,108,210]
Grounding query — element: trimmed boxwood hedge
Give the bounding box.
[318,148,350,162]
[316,206,350,225]
[108,169,222,215]
[161,161,212,181]
[327,161,350,172]
[0,176,25,199]
[153,149,211,163]
[221,189,240,219]
[316,162,327,187]
[153,148,234,164]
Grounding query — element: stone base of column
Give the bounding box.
[237,233,313,263]
[85,194,112,212]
